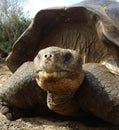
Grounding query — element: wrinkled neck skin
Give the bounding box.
[47,90,80,116]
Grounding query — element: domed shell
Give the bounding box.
[7,0,119,72]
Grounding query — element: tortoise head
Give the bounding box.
[34,46,84,93]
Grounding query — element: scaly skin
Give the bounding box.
[79,63,119,125]
[34,47,119,125]
[34,47,84,116]
[0,47,119,125]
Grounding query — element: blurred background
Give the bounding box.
[0,0,82,56]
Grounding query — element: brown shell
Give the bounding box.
[7,0,119,72]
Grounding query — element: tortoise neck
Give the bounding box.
[47,91,79,116]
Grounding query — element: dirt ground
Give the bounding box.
[0,60,12,91]
[0,60,119,130]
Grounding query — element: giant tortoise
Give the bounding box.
[0,0,119,125]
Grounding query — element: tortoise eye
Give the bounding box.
[64,53,72,64]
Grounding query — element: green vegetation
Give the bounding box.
[0,0,31,53]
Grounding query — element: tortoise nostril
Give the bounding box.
[44,54,47,58]
[44,53,53,59]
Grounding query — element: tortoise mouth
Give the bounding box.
[36,70,69,79]
[35,69,84,93]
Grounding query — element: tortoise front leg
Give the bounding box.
[0,62,49,120]
[78,63,119,125]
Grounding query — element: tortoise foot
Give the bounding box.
[0,100,25,120]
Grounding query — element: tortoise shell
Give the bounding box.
[7,0,119,72]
